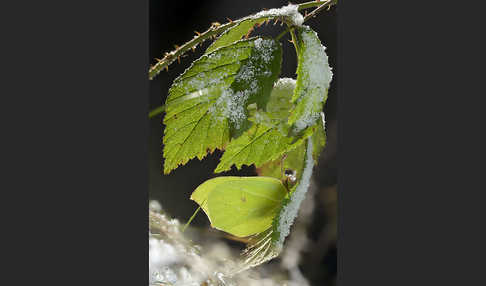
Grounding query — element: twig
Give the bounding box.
[147,0,337,119]
[149,21,236,80]
[149,0,337,80]
[276,0,337,41]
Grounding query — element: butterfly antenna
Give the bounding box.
[182,203,203,232]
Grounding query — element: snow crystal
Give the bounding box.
[275,139,314,250]
[252,4,304,26]
[301,28,332,91]
[149,237,185,285]
[149,211,313,284]
[293,112,320,133]
[183,71,226,94]
[149,237,181,268]
[274,77,296,92]
[149,200,162,212]
[253,38,275,63]
[213,38,277,129]
[293,26,333,133]
[216,88,252,129]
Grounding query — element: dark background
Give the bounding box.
[149,0,338,284]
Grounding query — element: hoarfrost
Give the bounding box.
[274,77,296,92]
[252,4,304,26]
[149,209,311,286]
[275,139,314,250]
[149,200,162,212]
[293,112,320,133]
[293,26,333,133]
[214,38,277,129]
[216,89,251,129]
[149,237,180,267]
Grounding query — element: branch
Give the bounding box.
[276,0,337,41]
[298,0,337,10]
[302,0,337,21]
[149,21,237,80]
[149,0,337,80]
[148,0,337,118]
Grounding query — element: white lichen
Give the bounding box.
[252,4,304,27]
[275,139,314,250]
[293,26,333,133]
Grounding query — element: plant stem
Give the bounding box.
[302,0,336,21]
[148,105,165,118]
[290,28,300,55]
[149,0,337,80]
[148,0,337,118]
[298,0,336,10]
[276,0,337,41]
[149,22,238,80]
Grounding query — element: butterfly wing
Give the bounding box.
[191,176,287,237]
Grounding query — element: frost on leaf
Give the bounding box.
[256,112,325,181]
[163,37,282,174]
[272,139,314,251]
[237,139,314,273]
[214,123,309,174]
[206,4,304,55]
[252,4,304,27]
[256,142,306,182]
[206,18,268,54]
[214,78,312,174]
[288,26,333,136]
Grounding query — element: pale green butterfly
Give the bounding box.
[190,176,290,237]
[186,138,311,272]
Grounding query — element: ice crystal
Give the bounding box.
[252,4,304,26]
[276,139,314,250]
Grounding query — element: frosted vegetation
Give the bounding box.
[149,203,314,286]
[290,26,333,134]
[215,38,278,130]
[150,0,336,279]
[251,4,304,27]
[276,140,314,250]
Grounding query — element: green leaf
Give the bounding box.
[205,18,267,54]
[259,77,295,124]
[257,113,325,179]
[271,138,315,248]
[311,112,326,163]
[232,37,282,111]
[288,26,333,136]
[214,78,312,174]
[206,3,305,55]
[190,176,288,237]
[214,123,299,173]
[163,37,282,174]
[256,143,306,181]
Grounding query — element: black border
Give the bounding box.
[4,0,483,285]
[339,0,484,285]
[4,1,149,284]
